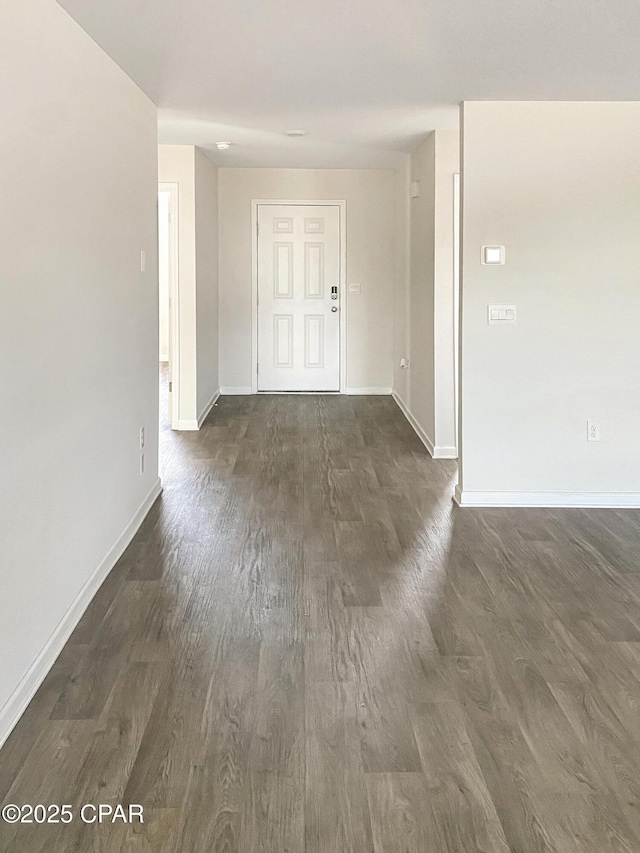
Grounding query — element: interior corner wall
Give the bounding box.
[194,149,220,416]
[158,145,198,425]
[393,157,411,405]
[393,132,459,458]
[0,0,158,744]
[433,130,460,457]
[408,135,437,445]
[217,168,395,393]
[158,145,219,426]
[459,101,640,506]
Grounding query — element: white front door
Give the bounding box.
[257,204,341,391]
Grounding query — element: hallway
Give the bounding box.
[2,394,640,851]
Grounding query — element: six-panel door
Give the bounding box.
[257,204,341,391]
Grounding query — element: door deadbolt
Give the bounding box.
[331,285,338,300]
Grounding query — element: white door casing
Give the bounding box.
[256,203,342,391]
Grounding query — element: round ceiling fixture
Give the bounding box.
[284,130,307,137]
[215,141,232,150]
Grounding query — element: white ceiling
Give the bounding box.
[56,0,640,169]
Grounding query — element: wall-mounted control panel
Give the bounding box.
[488,305,516,324]
[481,245,505,265]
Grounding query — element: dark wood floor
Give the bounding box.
[2,373,640,851]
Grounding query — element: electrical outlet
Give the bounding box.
[400,358,409,369]
[587,421,600,442]
[140,454,145,475]
[140,426,145,451]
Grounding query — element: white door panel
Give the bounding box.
[257,204,341,391]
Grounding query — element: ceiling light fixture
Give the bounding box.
[284,130,307,137]
[215,141,232,150]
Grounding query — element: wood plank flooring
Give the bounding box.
[3,372,640,850]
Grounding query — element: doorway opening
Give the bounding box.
[252,200,347,393]
[158,182,179,432]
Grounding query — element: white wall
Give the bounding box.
[158,146,198,425]
[393,157,411,403]
[408,135,437,442]
[433,130,459,457]
[0,0,159,743]
[158,190,170,361]
[218,169,395,393]
[393,132,459,457]
[195,149,220,416]
[459,101,640,506]
[158,145,219,426]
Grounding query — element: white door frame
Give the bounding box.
[251,199,347,394]
[159,182,180,429]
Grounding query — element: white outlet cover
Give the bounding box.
[587,421,601,441]
[481,245,505,265]
[348,283,361,293]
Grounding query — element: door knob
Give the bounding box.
[331,306,338,312]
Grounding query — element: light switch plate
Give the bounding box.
[488,305,516,324]
[481,245,505,265]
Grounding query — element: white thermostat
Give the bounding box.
[481,245,505,265]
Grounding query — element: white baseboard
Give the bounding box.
[197,388,221,428]
[454,487,640,508]
[220,386,392,396]
[434,445,458,459]
[392,392,458,459]
[220,386,253,395]
[0,478,162,750]
[393,391,435,455]
[344,387,392,395]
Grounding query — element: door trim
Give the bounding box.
[251,199,347,394]
[159,182,180,429]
